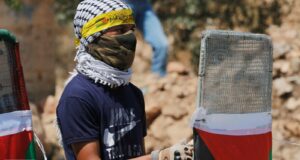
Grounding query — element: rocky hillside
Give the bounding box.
[267,1,300,158]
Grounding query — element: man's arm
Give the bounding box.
[72,140,151,160]
[130,155,151,160]
[72,141,101,160]
[71,140,192,160]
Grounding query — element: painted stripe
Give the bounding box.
[0,110,32,136]
[191,107,271,135]
[0,131,34,159]
[196,129,272,160]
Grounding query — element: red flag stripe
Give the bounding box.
[196,129,272,160]
[13,43,30,110]
[0,131,34,159]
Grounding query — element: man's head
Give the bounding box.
[74,0,135,47]
[74,0,137,71]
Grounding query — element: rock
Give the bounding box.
[162,105,188,120]
[285,30,299,39]
[273,78,293,96]
[145,105,162,127]
[287,76,300,85]
[167,61,188,75]
[284,98,300,111]
[147,115,192,150]
[30,102,39,116]
[135,36,152,61]
[164,116,193,143]
[149,116,175,140]
[43,95,58,114]
[273,42,291,59]
[29,102,48,159]
[290,58,300,73]
[41,113,58,146]
[284,121,300,137]
[30,103,45,143]
[287,50,300,59]
[41,112,65,158]
[292,111,300,122]
[293,86,300,101]
[272,92,284,109]
[32,114,44,137]
[144,135,161,153]
[273,60,290,74]
[272,108,280,118]
[170,84,186,99]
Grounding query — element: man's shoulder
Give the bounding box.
[126,83,145,105]
[57,74,105,115]
[65,74,91,91]
[127,83,143,95]
[61,74,104,100]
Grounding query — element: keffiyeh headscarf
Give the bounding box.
[72,0,135,88]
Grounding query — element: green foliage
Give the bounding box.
[153,0,292,73]
[53,0,82,23]
[5,0,81,22]
[4,0,22,11]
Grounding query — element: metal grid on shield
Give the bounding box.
[0,40,18,113]
[198,30,272,114]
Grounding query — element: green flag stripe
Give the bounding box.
[25,140,36,160]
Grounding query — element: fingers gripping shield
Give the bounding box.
[155,143,193,160]
[192,30,273,160]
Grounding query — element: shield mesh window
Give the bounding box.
[198,30,272,114]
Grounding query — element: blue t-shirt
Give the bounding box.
[57,74,147,160]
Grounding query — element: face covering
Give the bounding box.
[86,32,137,71]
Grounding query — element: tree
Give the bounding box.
[4,0,22,11]
[53,0,82,23]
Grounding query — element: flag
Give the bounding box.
[193,108,272,160]
[0,29,36,159]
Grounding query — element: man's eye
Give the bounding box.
[116,29,124,33]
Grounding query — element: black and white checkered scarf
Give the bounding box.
[72,0,133,88]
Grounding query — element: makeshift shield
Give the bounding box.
[192,30,273,160]
[0,29,36,159]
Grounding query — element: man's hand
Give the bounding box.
[151,143,193,160]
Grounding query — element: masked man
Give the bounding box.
[56,0,193,159]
